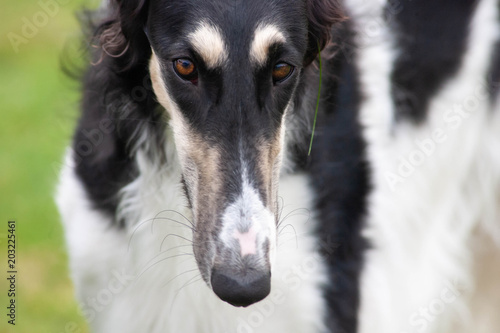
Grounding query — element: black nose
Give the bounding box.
[211,268,271,307]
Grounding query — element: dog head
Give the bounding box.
[102,0,342,307]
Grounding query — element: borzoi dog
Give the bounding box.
[57,0,500,332]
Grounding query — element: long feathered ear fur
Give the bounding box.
[93,0,150,70]
[304,0,346,66]
[73,0,163,223]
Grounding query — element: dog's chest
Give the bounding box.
[120,173,327,333]
[60,152,329,333]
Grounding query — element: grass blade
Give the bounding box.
[308,42,323,156]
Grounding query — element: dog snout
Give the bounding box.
[210,224,273,307]
[211,265,271,307]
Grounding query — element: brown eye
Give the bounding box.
[272,62,293,83]
[173,58,198,82]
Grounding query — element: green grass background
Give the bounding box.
[1,0,99,332]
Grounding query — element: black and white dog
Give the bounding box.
[57,0,500,332]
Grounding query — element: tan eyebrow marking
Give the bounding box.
[250,24,286,65]
[188,22,227,68]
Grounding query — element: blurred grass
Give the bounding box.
[0,0,99,331]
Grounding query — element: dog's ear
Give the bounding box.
[304,0,345,66]
[95,0,150,69]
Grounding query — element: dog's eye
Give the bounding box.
[272,63,293,83]
[173,59,198,83]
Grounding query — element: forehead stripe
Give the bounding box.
[250,24,286,65]
[188,22,227,68]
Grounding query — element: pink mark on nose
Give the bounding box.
[233,226,258,256]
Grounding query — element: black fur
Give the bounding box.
[490,41,500,103]
[307,21,369,333]
[72,0,163,224]
[390,0,478,123]
[489,1,500,103]
[73,24,162,224]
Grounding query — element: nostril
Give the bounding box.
[211,268,271,307]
